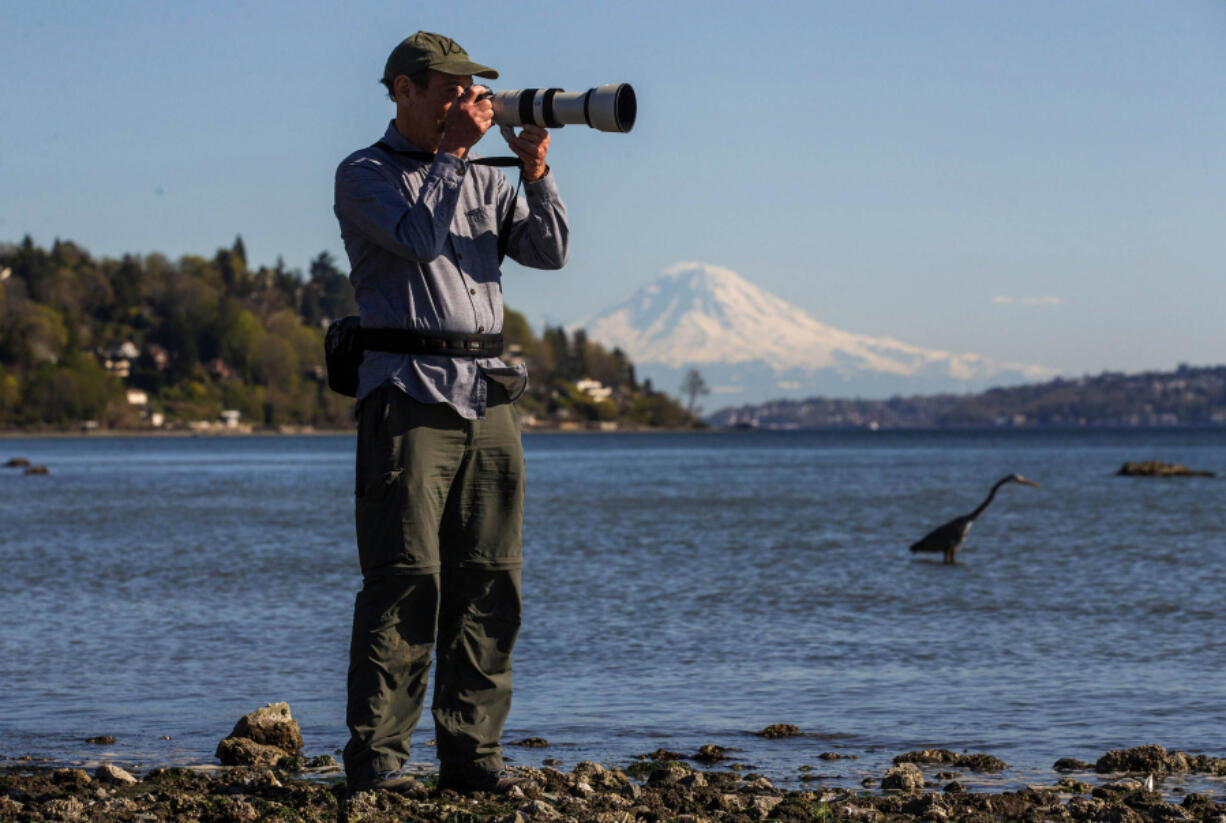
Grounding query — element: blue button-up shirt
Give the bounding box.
[334,122,569,419]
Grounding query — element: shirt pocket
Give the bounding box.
[464,204,498,236]
[463,204,502,263]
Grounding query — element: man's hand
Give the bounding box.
[504,124,550,182]
[438,85,493,159]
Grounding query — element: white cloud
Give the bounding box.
[992,295,1063,306]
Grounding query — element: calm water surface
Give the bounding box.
[1,429,1223,788]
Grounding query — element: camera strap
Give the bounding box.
[372,141,523,264]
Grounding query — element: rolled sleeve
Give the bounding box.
[504,169,569,270]
[335,152,468,263]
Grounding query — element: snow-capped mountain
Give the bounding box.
[576,262,1055,405]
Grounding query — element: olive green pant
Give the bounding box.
[344,384,524,785]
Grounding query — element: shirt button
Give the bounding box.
[470,288,476,295]
[478,326,485,333]
[456,252,463,260]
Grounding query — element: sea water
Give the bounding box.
[1,428,1223,788]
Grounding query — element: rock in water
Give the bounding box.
[228,702,304,754]
[895,749,959,765]
[217,702,304,766]
[1117,461,1214,477]
[1096,744,1169,773]
[956,753,1008,771]
[756,724,801,739]
[1053,758,1092,772]
[510,737,549,748]
[895,748,1007,771]
[4,457,31,468]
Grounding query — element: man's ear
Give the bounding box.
[393,75,412,103]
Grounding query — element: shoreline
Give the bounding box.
[0,425,711,439]
[4,745,1225,823]
[5,421,1226,440]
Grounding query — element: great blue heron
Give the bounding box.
[910,474,1039,564]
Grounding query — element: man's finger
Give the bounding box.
[509,137,542,153]
[509,138,546,158]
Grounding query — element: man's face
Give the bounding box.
[401,70,474,137]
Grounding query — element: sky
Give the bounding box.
[2,0,1224,379]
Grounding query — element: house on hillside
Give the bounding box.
[575,378,612,403]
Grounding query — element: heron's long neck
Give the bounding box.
[968,478,1011,521]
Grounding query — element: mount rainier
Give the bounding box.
[576,262,1055,406]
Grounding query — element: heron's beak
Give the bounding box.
[1019,478,1039,487]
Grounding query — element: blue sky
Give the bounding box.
[3,0,1223,377]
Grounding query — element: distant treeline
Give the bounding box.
[710,365,1226,429]
[0,236,694,429]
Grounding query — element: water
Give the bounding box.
[2,428,1224,789]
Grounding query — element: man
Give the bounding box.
[333,31,568,795]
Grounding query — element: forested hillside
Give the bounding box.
[709,365,1226,429]
[0,236,694,430]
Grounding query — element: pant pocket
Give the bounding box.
[355,471,438,575]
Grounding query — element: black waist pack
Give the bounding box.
[324,316,504,397]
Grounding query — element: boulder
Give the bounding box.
[24,465,50,475]
[748,795,783,819]
[881,762,924,792]
[95,764,138,785]
[52,768,92,787]
[646,763,691,786]
[4,457,31,468]
[518,799,560,820]
[216,736,292,767]
[227,702,303,754]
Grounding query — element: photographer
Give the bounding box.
[333,30,568,795]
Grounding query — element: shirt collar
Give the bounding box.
[382,120,426,153]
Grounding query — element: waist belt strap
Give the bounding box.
[360,327,504,359]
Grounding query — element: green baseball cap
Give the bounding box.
[382,31,499,84]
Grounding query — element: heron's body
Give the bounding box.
[910,474,1038,564]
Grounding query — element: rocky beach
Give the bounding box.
[3,707,1224,823]
[5,744,1226,822]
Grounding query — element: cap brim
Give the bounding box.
[432,57,499,80]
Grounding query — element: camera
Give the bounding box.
[484,84,636,134]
